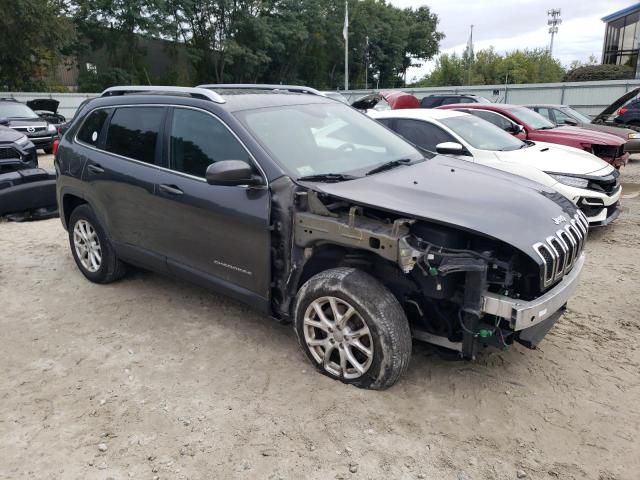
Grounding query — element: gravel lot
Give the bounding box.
[1,155,639,480]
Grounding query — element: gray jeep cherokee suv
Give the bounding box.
[55,85,588,389]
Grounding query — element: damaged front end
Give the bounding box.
[271,183,587,359]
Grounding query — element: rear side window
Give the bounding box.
[420,97,441,108]
[105,107,164,164]
[468,110,514,130]
[458,97,475,104]
[170,108,248,178]
[394,119,455,152]
[77,109,110,146]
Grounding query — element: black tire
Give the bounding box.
[293,267,412,390]
[43,147,54,155]
[68,204,126,284]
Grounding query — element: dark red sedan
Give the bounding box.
[438,103,629,168]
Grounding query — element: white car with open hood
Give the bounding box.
[370,109,622,226]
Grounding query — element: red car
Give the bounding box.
[438,103,629,168]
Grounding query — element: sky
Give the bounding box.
[387,0,636,82]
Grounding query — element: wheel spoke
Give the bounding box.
[307,337,328,347]
[345,345,365,374]
[339,347,348,376]
[336,306,355,329]
[349,338,372,357]
[323,343,336,369]
[304,317,329,332]
[313,302,334,329]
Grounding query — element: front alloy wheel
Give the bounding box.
[303,296,374,379]
[294,268,412,390]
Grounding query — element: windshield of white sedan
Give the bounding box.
[440,115,525,151]
[237,103,422,177]
[0,103,39,119]
[508,106,555,130]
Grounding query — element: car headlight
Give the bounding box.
[15,135,30,146]
[548,173,589,189]
[47,124,57,133]
[628,132,640,139]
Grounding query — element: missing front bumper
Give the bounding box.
[481,253,585,331]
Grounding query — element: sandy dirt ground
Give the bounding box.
[1,156,639,480]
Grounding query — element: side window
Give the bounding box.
[458,97,474,104]
[105,107,164,164]
[535,107,553,122]
[469,110,514,130]
[441,97,461,105]
[552,109,573,125]
[376,118,394,128]
[77,109,110,146]
[395,119,455,152]
[420,97,440,108]
[170,108,249,178]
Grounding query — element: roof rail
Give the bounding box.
[197,84,324,97]
[100,86,225,104]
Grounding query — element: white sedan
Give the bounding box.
[369,108,622,226]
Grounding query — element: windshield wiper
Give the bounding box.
[365,158,412,176]
[297,173,359,183]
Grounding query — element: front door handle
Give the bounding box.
[87,164,104,174]
[158,184,184,196]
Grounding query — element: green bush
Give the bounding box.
[564,64,634,82]
[77,68,136,93]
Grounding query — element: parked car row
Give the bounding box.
[55,84,592,389]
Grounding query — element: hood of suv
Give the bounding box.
[1,118,48,129]
[593,87,640,123]
[494,141,613,176]
[26,99,59,114]
[310,155,578,261]
[538,125,625,146]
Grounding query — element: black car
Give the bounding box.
[0,99,58,153]
[56,85,588,389]
[0,124,37,174]
[27,98,66,128]
[420,93,490,108]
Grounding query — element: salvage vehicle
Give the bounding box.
[351,90,420,112]
[524,103,640,154]
[439,103,629,168]
[0,98,58,154]
[56,85,588,389]
[0,125,37,174]
[372,109,621,226]
[420,93,490,108]
[26,99,66,128]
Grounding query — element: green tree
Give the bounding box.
[0,0,75,90]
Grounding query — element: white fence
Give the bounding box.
[4,79,640,119]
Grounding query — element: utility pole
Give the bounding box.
[343,1,349,91]
[365,35,369,90]
[467,24,474,86]
[547,9,562,56]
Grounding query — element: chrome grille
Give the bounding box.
[534,211,588,289]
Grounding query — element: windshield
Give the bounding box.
[0,102,39,119]
[507,106,555,130]
[561,107,592,124]
[440,115,525,151]
[236,103,422,177]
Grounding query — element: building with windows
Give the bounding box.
[602,3,640,77]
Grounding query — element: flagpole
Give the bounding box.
[344,1,349,91]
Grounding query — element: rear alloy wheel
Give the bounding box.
[294,268,412,389]
[68,204,126,284]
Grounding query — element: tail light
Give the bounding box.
[52,139,60,156]
[617,107,628,116]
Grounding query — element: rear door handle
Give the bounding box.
[87,164,104,174]
[158,184,184,196]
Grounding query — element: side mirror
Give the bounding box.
[435,142,469,156]
[506,124,524,135]
[0,117,9,126]
[205,160,263,186]
[563,118,578,126]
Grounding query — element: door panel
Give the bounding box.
[151,107,271,299]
